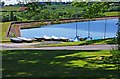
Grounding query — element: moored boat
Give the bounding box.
[60,37,69,42]
[52,36,61,41]
[17,37,33,43]
[43,35,52,41]
[10,37,22,43]
[34,36,45,41]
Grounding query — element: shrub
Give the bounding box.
[110,49,120,57]
[2,15,9,22]
[109,6,120,11]
[117,15,120,50]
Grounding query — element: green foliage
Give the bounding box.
[109,6,120,12]
[10,11,13,21]
[83,2,108,19]
[25,2,45,13]
[111,49,120,57]
[109,49,120,67]
[2,15,9,22]
[1,3,118,22]
[71,2,87,7]
[0,1,5,7]
[117,17,120,50]
[1,11,17,22]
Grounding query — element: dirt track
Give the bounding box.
[0,43,117,50]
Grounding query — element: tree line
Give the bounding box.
[1,2,111,22]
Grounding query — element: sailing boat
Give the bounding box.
[86,3,92,40]
[86,19,92,40]
[73,13,80,42]
[103,18,107,39]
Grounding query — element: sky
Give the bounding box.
[1,0,18,5]
[1,0,73,5]
[1,0,120,5]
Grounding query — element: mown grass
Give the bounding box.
[2,50,119,78]
[105,11,119,16]
[0,22,10,42]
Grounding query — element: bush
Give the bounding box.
[2,15,9,22]
[109,6,120,11]
[117,15,120,50]
[110,49,120,57]
[117,31,120,50]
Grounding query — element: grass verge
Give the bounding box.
[34,38,116,47]
[0,22,10,43]
[2,50,119,78]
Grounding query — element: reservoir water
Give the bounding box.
[21,19,118,39]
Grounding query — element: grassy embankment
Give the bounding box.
[1,6,20,11]
[0,22,10,43]
[2,50,119,78]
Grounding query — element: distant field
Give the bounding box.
[46,4,83,13]
[105,11,119,16]
[1,6,20,11]
[1,5,119,17]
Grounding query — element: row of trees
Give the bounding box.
[0,1,5,7]
[1,2,119,22]
[1,2,109,21]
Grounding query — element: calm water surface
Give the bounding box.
[21,19,118,39]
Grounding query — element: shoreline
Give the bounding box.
[20,16,119,29]
[8,16,118,29]
[6,16,119,37]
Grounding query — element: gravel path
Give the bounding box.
[0,43,117,50]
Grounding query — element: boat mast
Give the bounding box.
[88,2,91,38]
[104,17,107,39]
[76,11,78,37]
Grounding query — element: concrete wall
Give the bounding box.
[7,24,21,37]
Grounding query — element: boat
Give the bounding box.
[86,36,92,40]
[43,35,52,41]
[73,36,80,42]
[17,37,33,43]
[10,37,22,43]
[52,36,61,41]
[79,37,88,41]
[69,39,74,42]
[60,37,69,42]
[33,36,45,41]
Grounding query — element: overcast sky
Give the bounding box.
[1,0,73,5]
[1,0,120,5]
